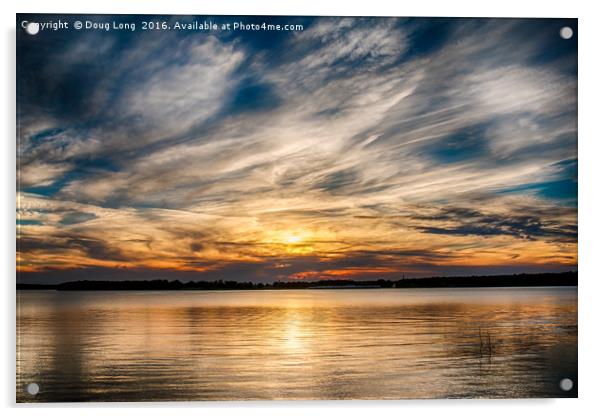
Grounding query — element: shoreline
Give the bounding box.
[16,271,577,291]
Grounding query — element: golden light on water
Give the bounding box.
[16,289,578,400]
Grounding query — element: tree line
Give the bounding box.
[16,271,577,291]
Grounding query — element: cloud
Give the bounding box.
[19,161,71,188]
[16,17,577,282]
[58,211,97,225]
[415,209,577,242]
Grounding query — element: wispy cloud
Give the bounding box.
[17,16,577,282]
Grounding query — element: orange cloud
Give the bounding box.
[289,267,401,281]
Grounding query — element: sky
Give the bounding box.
[17,15,577,284]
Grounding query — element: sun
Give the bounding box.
[285,234,302,244]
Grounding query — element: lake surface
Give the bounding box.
[16,287,577,401]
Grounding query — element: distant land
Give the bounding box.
[16,271,577,291]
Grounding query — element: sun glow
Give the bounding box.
[271,230,317,254]
[285,234,302,244]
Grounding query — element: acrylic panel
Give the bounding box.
[16,14,577,402]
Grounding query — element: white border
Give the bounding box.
[4,0,585,17]
[3,1,601,415]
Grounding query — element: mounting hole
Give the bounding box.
[559,26,573,40]
[25,22,40,36]
[559,378,574,391]
[26,382,39,395]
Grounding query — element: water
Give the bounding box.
[16,287,577,402]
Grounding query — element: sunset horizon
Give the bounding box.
[17,16,577,284]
